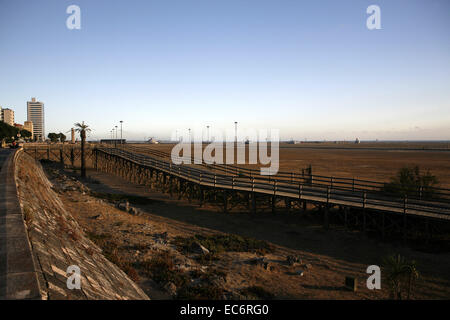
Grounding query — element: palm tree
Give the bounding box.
[383,254,420,300]
[74,121,91,178]
[404,260,419,299]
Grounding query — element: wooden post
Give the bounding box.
[344,207,348,229]
[95,149,98,170]
[223,191,228,213]
[285,198,291,211]
[363,192,367,232]
[271,196,276,213]
[59,148,64,165]
[199,187,204,207]
[324,187,330,229]
[403,195,408,243]
[251,193,257,214]
[70,148,75,167]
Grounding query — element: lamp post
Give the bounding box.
[206,125,210,143]
[115,125,118,148]
[234,121,238,144]
[120,120,123,147]
[188,128,191,142]
[112,128,115,147]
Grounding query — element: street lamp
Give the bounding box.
[115,125,118,148]
[120,120,123,146]
[206,125,210,143]
[234,121,238,144]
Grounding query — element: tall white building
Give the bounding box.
[1,108,15,126]
[27,97,45,141]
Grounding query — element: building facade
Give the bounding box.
[1,108,15,126]
[27,97,45,141]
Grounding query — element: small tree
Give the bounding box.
[383,166,439,199]
[383,254,419,300]
[20,129,32,139]
[58,132,67,143]
[48,132,59,143]
[74,121,91,178]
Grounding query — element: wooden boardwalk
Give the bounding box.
[96,146,450,221]
[22,144,450,240]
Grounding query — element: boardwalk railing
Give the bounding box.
[116,144,450,202]
[96,146,450,220]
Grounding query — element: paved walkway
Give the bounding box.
[1,149,42,299]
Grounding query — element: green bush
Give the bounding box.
[174,233,274,255]
[383,166,439,198]
[383,254,419,300]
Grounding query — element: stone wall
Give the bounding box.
[14,150,149,300]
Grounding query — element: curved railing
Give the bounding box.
[95,146,450,220]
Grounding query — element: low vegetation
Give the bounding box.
[138,251,189,287]
[176,282,224,300]
[23,205,34,230]
[174,233,274,255]
[383,254,419,300]
[89,191,155,205]
[383,166,439,198]
[47,132,66,143]
[0,121,32,142]
[240,286,275,300]
[86,231,140,282]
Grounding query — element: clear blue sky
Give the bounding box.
[1,0,449,141]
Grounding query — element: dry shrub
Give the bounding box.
[23,205,34,229]
[240,286,275,300]
[139,251,189,288]
[86,231,140,283]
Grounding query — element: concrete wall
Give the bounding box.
[0,149,149,300]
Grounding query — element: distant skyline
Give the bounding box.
[1,0,449,141]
